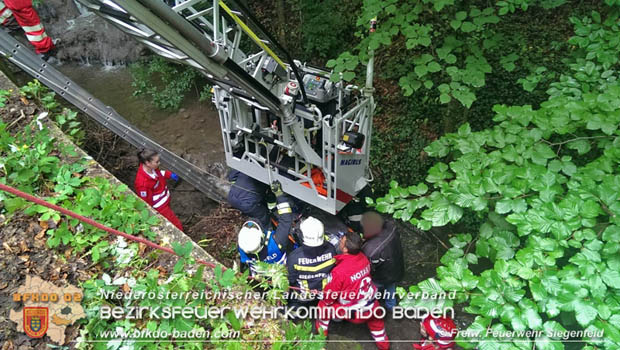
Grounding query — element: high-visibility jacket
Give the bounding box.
[134,164,172,210]
[287,242,336,301]
[0,0,54,54]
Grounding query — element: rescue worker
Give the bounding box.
[0,0,56,60]
[237,181,293,275]
[134,149,183,231]
[287,216,336,310]
[413,315,456,350]
[361,211,404,310]
[300,208,350,253]
[227,169,270,230]
[315,231,390,350]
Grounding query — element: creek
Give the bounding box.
[57,64,226,166]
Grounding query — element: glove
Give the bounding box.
[170,173,179,181]
[271,180,283,196]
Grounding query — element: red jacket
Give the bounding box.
[321,253,378,312]
[134,164,172,210]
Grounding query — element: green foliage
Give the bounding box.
[274,321,327,350]
[79,249,322,349]
[373,9,620,349]
[0,122,58,194]
[369,117,434,194]
[327,0,578,109]
[252,261,290,299]
[0,101,158,264]
[353,0,582,193]
[0,89,10,108]
[19,79,85,143]
[20,79,60,110]
[55,108,84,141]
[329,1,501,107]
[130,57,208,110]
[298,0,361,61]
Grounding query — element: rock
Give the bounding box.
[179,108,186,113]
[183,113,190,119]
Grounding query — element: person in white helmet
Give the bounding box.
[287,216,336,311]
[237,181,294,275]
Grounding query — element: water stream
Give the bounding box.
[56,64,225,166]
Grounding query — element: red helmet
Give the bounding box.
[422,316,456,349]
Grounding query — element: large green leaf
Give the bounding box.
[522,305,543,330]
[535,336,564,350]
[581,200,602,218]
[601,268,620,288]
[575,301,598,327]
[418,278,444,294]
[602,225,620,241]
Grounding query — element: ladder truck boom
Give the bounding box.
[53,0,377,214]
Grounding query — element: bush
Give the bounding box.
[372,9,620,350]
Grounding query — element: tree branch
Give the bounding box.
[548,135,613,147]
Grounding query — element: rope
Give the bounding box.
[0,183,315,293]
[0,183,218,268]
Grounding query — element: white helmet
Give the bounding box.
[300,216,324,247]
[238,221,265,254]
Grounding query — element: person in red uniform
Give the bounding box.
[316,231,390,350]
[134,149,183,231]
[0,0,55,59]
[413,316,456,350]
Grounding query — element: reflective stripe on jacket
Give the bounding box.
[321,253,377,311]
[134,164,172,209]
[287,242,336,300]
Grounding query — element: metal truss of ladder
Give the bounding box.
[0,30,229,203]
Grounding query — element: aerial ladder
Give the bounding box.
[4,0,377,214]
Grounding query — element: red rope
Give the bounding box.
[0,183,217,269]
[0,183,311,292]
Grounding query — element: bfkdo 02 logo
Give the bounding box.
[13,291,82,338]
[23,307,48,338]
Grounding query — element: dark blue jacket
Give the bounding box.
[228,170,270,228]
[238,193,294,275]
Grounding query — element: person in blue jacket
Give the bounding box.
[237,181,294,276]
[228,169,270,229]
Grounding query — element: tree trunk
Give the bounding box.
[275,0,287,47]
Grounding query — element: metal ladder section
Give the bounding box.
[0,30,229,203]
[72,0,376,214]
